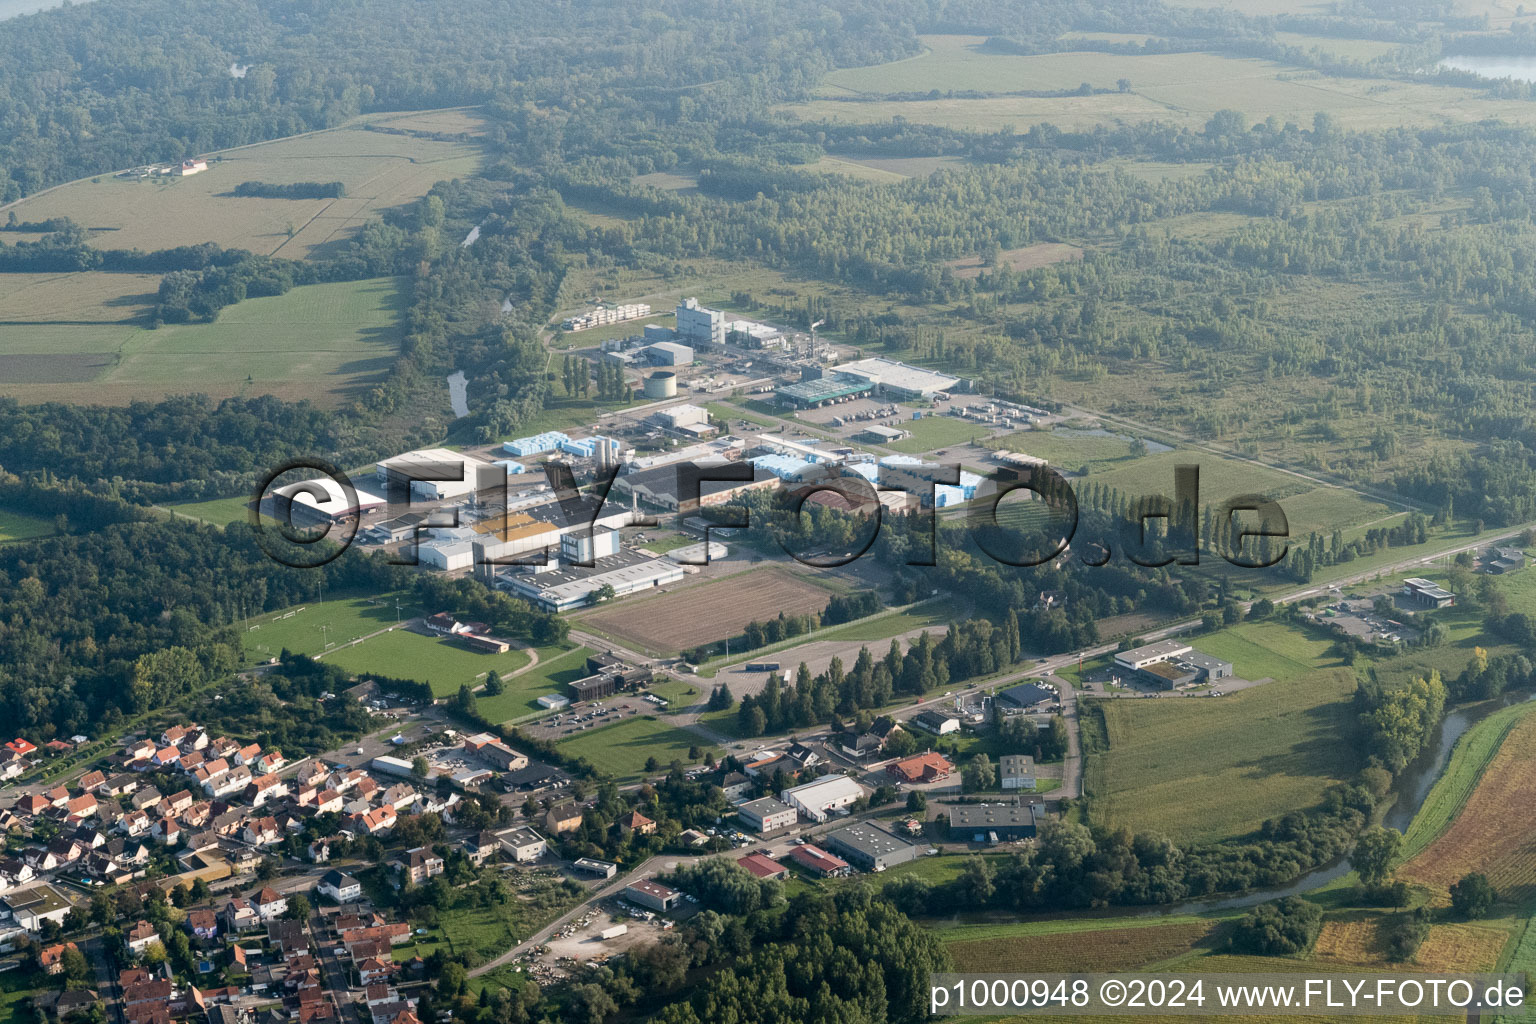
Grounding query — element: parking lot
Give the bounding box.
[520,694,655,742]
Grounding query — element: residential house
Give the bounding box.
[187,909,219,941]
[254,887,287,921]
[126,920,161,955]
[389,848,443,885]
[618,810,655,836]
[317,870,361,903]
[544,803,583,835]
[244,775,288,807]
[36,941,78,975]
[462,832,499,866]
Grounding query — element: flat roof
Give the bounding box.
[508,549,682,604]
[270,477,386,513]
[824,821,916,859]
[1115,639,1193,664]
[739,797,793,818]
[947,802,1039,829]
[998,682,1055,707]
[832,357,960,394]
[860,424,907,440]
[776,374,873,404]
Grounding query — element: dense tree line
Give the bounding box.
[232,181,346,199]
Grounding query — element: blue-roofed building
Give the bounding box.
[504,432,570,457]
[558,435,622,460]
[495,459,528,474]
[750,454,815,479]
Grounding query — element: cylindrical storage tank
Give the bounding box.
[644,371,677,399]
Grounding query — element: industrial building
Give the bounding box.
[503,548,686,612]
[726,319,785,348]
[776,371,875,409]
[561,303,651,332]
[779,773,865,823]
[624,877,682,913]
[737,797,798,833]
[675,297,725,349]
[1401,577,1456,609]
[832,357,961,400]
[493,826,547,862]
[1113,640,1233,690]
[503,432,570,458]
[643,371,678,399]
[647,341,694,366]
[910,710,960,736]
[787,844,850,877]
[857,424,910,444]
[650,403,714,435]
[376,448,487,502]
[263,476,388,527]
[886,751,953,784]
[558,435,624,461]
[948,800,1043,841]
[999,754,1036,790]
[996,682,1056,712]
[822,821,921,872]
[612,459,779,512]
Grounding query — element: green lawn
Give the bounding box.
[167,494,258,528]
[556,715,717,782]
[319,628,531,698]
[645,678,704,707]
[884,413,990,454]
[0,507,53,543]
[1086,624,1359,844]
[242,591,424,664]
[1194,618,1344,683]
[1400,700,1536,863]
[473,644,595,722]
[989,427,1151,472]
[699,597,957,677]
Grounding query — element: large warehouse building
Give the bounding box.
[779,774,865,823]
[831,358,961,400]
[263,477,388,527]
[822,821,921,872]
[376,448,487,502]
[502,548,685,612]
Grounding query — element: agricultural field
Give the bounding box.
[1086,652,1359,843]
[1312,917,1510,972]
[166,494,258,529]
[884,413,992,454]
[575,566,839,655]
[319,628,530,698]
[785,35,1536,134]
[5,115,481,259]
[555,715,717,783]
[1399,712,1536,903]
[0,507,52,543]
[1194,618,1346,684]
[0,276,406,406]
[1400,701,1536,862]
[0,271,162,323]
[241,591,422,664]
[945,919,1217,973]
[472,644,596,723]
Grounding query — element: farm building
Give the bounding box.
[737,797,797,833]
[1400,577,1456,609]
[1000,754,1036,790]
[831,357,961,400]
[822,821,921,872]
[948,801,1043,841]
[779,774,865,823]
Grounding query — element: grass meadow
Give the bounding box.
[0,507,54,543]
[555,715,717,782]
[0,276,405,406]
[319,629,531,698]
[1085,619,1358,843]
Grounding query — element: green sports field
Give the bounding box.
[241,591,424,664]
[318,628,530,698]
